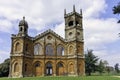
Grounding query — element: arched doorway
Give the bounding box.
[57,62,64,76]
[68,62,74,74]
[34,62,42,76]
[46,62,52,76]
[14,63,19,73]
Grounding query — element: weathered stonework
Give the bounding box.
[9,6,85,77]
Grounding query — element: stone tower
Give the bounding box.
[9,17,33,77]
[65,5,83,42]
[64,5,85,75]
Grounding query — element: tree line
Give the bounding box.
[0,58,10,77]
[85,49,120,76]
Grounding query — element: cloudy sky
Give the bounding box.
[0,0,120,66]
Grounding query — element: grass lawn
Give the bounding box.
[0,76,120,80]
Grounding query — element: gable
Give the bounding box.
[33,29,65,42]
[32,29,66,47]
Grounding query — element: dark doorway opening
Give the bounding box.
[46,63,52,76]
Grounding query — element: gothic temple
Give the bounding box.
[9,6,85,77]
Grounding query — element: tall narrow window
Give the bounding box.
[25,44,28,52]
[25,64,27,72]
[57,45,64,56]
[69,46,74,54]
[15,42,21,52]
[14,63,19,72]
[34,44,42,55]
[46,44,54,56]
[20,27,22,31]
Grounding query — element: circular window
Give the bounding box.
[69,32,72,36]
[47,36,52,40]
[77,32,80,35]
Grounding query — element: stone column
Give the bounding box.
[74,60,78,76]
[19,60,23,77]
[53,61,56,76]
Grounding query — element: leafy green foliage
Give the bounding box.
[113,3,120,14]
[0,58,10,77]
[85,49,99,76]
[114,63,120,73]
[113,2,120,23]
[98,60,105,75]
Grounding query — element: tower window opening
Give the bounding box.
[77,32,80,35]
[24,28,27,32]
[68,21,73,26]
[76,21,79,26]
[25,44,28,52]
[20,27,22,32]
[69,32,72,36]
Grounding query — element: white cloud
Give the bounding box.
[101,53,120,66]
[0,50,9,63]
[84,18,120,49]
[83,0,107,18]
[0,19,13,33]
[0,0,107,32]
[53,22,65,38]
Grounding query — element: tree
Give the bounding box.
[85,49,99,76]
[114,63,119,74]
[113,2,120,23]
[0,58,10,77]
[106,66,113,75]
[103,60,109,68]
[98,60,105,75]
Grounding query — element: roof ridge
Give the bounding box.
[33,29,65,41]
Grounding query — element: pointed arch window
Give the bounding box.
[68,21,73,26]
[14,63,19,72]
[57,45,64,56]
[35,62,40,67]
[20,27,22,32]
[46,44,54,56]
[46,62,52,75]
[57,63,63,67]
[34,43,42,55]
[69,46,74,54]
[15,42,21,52]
